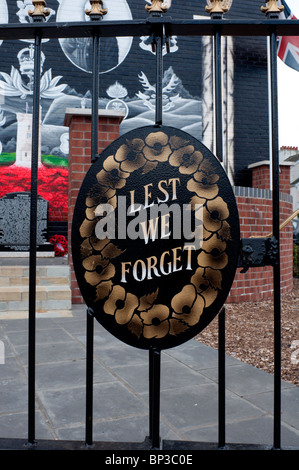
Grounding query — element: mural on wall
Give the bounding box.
[0,0,233,226]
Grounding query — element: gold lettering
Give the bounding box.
[160,250,172,275]
[157,179,169,203]
[168,178,180,201]
[133,259,146,282]
[161,213,171,239]
[147,256,161,280]
[140,217,160,244]
[184,245,196,270]
[121,261,132,283]
[144,183,154,209]
[172,246,183,272]
[129,189,141,213]
[119,245,197,284]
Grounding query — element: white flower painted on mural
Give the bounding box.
[0,66,67,99]
[106,81,129,119]
[136,70,180,112]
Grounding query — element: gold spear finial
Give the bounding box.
[145,0,169,15]
[205,0,232,16]
[261,0,284,15]
[85,0,108,18]
[28,0,50,21]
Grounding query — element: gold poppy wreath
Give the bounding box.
[79,131,232,341]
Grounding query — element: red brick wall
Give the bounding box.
[65,110,124,304]
[251,162,292,193]
[227,195,293,303]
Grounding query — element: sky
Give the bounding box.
[277,0,299,148]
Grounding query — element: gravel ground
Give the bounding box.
[197,277,299,386]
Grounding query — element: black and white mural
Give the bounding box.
[0,0,269,226]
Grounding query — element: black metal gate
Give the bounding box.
[0,0,298,451]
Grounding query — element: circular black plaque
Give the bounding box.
[72,126,240,350]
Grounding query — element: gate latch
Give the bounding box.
[238,236,279,273]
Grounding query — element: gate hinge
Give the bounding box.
[238,236,279,273]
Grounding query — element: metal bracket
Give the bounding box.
[238,236,279,273]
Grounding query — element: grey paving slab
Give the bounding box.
[34,359,116,391]
[165,340,239,370]
[0,379,28,414]
[37,382,148,431]
[112,356,212,395]
[181,416,299,448]
[159,382,267,430]
[0,356,25,382]
[55,414,182,444]
[0,411,54,440]
[244,385,299,431]
[15,340,87,366]
[201,361,277,396]
[0,295,298,450]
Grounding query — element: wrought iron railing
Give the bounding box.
[0,0,298,451]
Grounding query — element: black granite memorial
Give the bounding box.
[0,192,53,252]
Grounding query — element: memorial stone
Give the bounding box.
[0,192,51,251]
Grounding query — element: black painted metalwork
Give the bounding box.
[86,307,94,447]
[218,307,226,449]
[28,26,43,448]
[1,18,299,41]
[149,347,161,450]
[0,8,297,452]
[91,31,100,164]
[268,14,282,450]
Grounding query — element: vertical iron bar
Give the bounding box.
[91,31,100,163]
[214,29,223,162]
[155,31,163,126]
[28,30,42,446]
[218,307,226,448]
[269,27,281,450]
[85,308,94,447]
[214,23,226,448]
[149,347,161,449]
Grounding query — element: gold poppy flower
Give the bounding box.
[79,218,97,238]
[204,197,229,233]
[171,284,205,326]
[140,304,170,339]
[80,237,93,259]
[96,155,129,190]
[197,250,228,270]
[115,139,146,173]
[169,145,203,175]
[169,135,190,150]
[82,255,115,286]
[143,131,171,162]
[189,194,206,210]
[188,159,220,199]
[191,268,218,307]
[202,233,227,254]
[86,186,116,208]
[103,285,139,325]
[85,206,97,221]
[187,177,219,201]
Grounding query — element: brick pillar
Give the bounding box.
[64,108,125,304]
[248,160,293,193]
